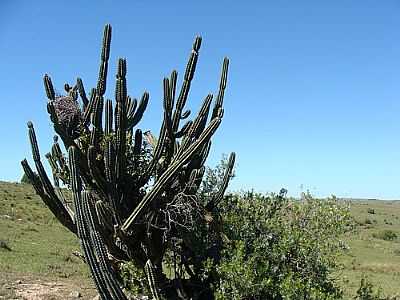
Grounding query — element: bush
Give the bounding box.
[20,173,31,184]
[119,261,150,295]
[367,208,375,214]
[364,218,373,225]
[372,230,397,241]
[352,276,399,300]
[200,188,354,299]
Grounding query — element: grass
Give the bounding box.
[0,181,92,293]
[337,199,400,298]
[2,180,400,298]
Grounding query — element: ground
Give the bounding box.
[2,181,400,299]
[0,273,96,300]
[0,181,95,299]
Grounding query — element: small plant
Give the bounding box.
[372,230,397,241]
[368,208,375,214]
[364,218,373,225]
[354,276,385,300]
[384,219,393,225]
[0,240,12,251]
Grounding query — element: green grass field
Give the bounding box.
[1,181,400,299]
[337,200,400,298]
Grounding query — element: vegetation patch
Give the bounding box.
[372,230,398,241]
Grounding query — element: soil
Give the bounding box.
[0,273,97,300]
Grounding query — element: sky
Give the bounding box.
[0,1,400,199]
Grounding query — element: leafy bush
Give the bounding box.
[367,208,375,215]
[372,230,397,241]
[119,261,150,295]
[198,161,354,300]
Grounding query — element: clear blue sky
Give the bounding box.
[1,1,400,199]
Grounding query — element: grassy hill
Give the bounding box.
[0,181,95,299]
[338,200,400,298]
[1,181,400,298]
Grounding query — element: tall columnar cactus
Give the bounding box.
[22,24,235,300]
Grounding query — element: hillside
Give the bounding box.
[338,200,400,298]
[1,181,400,299]
[0,181,95,299]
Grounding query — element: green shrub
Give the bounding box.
[367,208,375,214]
[119,261,150,295]
[20,173,31,184]
[202,190,354,300]
[364,218,373,225]
[384,219,393,226]
[372,230,397,241]
[354,276,386,300]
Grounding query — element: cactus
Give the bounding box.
[22,24,234,299]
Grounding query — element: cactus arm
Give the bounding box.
[104,139,115,183]
[44,74,56,100]
[180,109,191,120]
[51,136,70,184]
[121,117,222,232]
[211,57,229,120]
[145,259,161,300]
[21,159,47,200]
[87,146,108,197]
[175,94,212,157]
[170,70,177,108]
[133,129,142,157]
[70,146,128,300]
[46,102,93,186]
[104,139,119,215]
[182,141,211,184]
[141,121,167,183]
[114,58,127,185]
[171,36,202,133]
[76,77,89,108]
[105,99,113,135]
[174,120,192,139]
[191,94,213,139]
[163,78,174,140]
[183,168,201,195]
[83,88,97,126]
[69,146,116,300]
[126,96,138,122]
[83,191,128,300]
[90,94,104,147]
[206,152,236,210]
[45,152,59,185]
[97,24,112,97]
[127,92,148,130]
[25,122,76,233]
[21,159,41,188]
